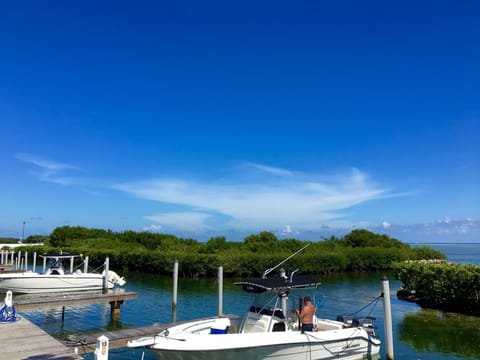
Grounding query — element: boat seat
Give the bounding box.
[316,318,344,331]
[272,322,286,332]
[47,267,64,275]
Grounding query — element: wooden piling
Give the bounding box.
[110,299,124,320]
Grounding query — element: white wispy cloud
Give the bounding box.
[15,153,79,186]
[242,162,293,176]
[144,212,214,232]
[113,164,394,233]
[142,224,163,232]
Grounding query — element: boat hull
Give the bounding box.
[147,329,380,360]
[0,273,106,293]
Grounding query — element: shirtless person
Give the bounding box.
[295,296,315,332]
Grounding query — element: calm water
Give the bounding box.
[21,243,480,360]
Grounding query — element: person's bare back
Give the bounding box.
[295,296,315,331]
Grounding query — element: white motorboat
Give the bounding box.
[0,253,126,294]
[128,269,381,360]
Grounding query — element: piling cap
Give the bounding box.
[4,291,12,307]
[97,335,109,341]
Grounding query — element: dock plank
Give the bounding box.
[0,316,83,360]
[14,291,138,311]
[63,324,166,354]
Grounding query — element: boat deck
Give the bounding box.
[63,314,242,354]
[0,316,83,360]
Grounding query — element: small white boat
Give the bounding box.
[128,269,381,360]
[0,253,126,294]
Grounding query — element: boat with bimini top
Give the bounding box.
[0,252,125,294]
[128,246,381,360]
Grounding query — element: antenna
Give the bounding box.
[262,243,310,279]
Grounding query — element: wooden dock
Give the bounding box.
[0,290,140,358]
[15,291,138,320]
[0,264,14,271]
[0,316,83,360]
[63,323,167,354]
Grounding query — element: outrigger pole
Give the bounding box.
[262,243,311,279]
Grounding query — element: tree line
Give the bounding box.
[13,226,444,278]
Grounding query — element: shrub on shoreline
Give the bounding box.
[393,261,480,315]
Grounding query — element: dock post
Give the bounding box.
[84,256,89,273]
[24,251,28,270]
[33,252,37,272]
[94,335,109,360]
[110,300,124,321]
[16,251,21,270]
[382,275,394,360]
[218,264,223,316]
[43,255,47,272]
[103,257,110,290]
[172,260,178,322]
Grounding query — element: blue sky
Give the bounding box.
[1,1,479,243]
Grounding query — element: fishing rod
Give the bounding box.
[262,243,311,279]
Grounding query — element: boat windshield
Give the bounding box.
[251,292,280,311]
[44,259,66,275]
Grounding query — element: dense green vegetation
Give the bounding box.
[394,261,480,315]
[9,227,444,278]
[0,236,47,244]
[0,237,19,244]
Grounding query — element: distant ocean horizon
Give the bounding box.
[414,242,480,265]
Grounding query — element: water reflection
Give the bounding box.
[399,309,480,358]
[19,270,480,360]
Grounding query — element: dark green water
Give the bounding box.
[22,243,480,359]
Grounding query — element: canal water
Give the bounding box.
[21,243,480,360]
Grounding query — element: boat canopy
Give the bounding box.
[235,275,321,293]
[39,253,82,259]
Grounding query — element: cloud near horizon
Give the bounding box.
[113,164,393,233]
